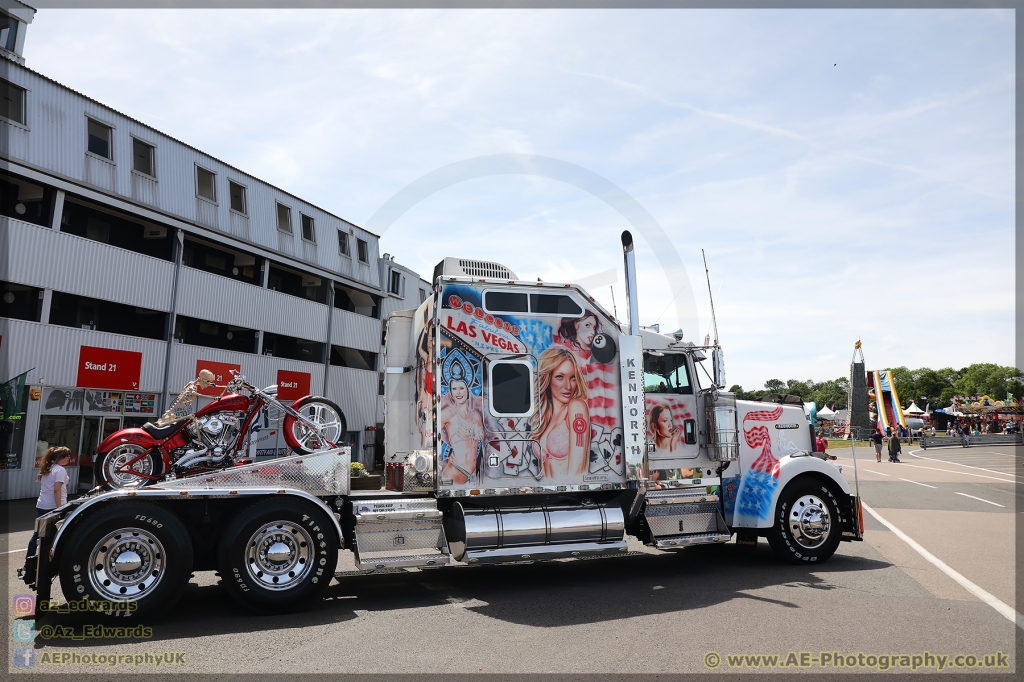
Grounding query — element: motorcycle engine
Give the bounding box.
[182,413,242,466]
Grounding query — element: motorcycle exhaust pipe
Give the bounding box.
[621,230,640,335]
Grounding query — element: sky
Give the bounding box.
[26,8,1015,390]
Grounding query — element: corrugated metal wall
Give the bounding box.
[2,319,168,391]
[330,309,383,353]
[327,367,379,432]
[3,217,175,311]
[176,268,328,342]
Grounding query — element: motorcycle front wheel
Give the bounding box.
[283,396,347,454]
[95,444,163,489]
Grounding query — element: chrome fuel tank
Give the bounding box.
[447,503,626,562]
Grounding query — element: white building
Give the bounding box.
[0,2,427,499]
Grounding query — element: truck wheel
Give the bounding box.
[283,396,347,454]
[95,445,162,488]
[217,498,338,613]
[766,479,842,564]
[58,502,192,620]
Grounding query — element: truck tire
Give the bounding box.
[217,498,338,613]
[284,396,347,454]
[58,501,192,620]
[766,478,842,564]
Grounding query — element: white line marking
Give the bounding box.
[861,502,1023,631]
[1,548,26,554]
[898,463,1019,485]
[863,469,889,476]
[899,477,937,489]
[954,492,1006,508]
[909,450,1021,480]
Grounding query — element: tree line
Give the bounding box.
[728,363,1023,411]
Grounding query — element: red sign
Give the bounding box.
[76,346,142,390]
[277,370,311,401]
[195,360,241,396]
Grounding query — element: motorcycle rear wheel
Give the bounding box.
[95,444,163,489]
[283,397,346,454]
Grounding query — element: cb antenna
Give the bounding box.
[702,249,719,346]
[610,286,619,320]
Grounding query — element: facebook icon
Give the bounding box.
[13,646,35,668]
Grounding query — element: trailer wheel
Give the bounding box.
[217,498,338,613]
[766,478,842,564]
[58,502,192,620]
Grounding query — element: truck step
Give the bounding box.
[352,497,450,571]
[463,540,629,565]
[357,553,451,570]
[654,532,732,549]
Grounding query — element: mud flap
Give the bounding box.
[841,494,864,541]
[34,513,59,621]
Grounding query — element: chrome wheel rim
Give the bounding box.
[788,494,831,549]
[89,528,165,600]
[244,521,313,590]
[291,403,343,451]
[104,445,153,488]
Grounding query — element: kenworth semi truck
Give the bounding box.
[24,232,862,619]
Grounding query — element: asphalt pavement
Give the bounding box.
[3,444,1019,675]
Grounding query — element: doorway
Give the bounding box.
[78,416,122,492]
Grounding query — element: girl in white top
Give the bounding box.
[27,446,72,561]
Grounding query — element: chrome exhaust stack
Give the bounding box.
[621,230,640,335]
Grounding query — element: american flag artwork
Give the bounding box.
[735,406,785,522]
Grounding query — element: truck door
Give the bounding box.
[642,352,700,480]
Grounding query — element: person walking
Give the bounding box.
[872,429,884,463]
[888,433,902,463]
[23,446,72,575]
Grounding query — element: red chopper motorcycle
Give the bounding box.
[94,369,346,489]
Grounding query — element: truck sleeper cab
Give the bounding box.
[25,245,862,620]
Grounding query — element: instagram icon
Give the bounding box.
[12,594,36,617]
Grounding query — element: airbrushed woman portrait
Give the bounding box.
[532,347,590,478]
[438,378,484,484]
[649,403,682,454]
[554,310,599,360]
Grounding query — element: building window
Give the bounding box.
[174,315,257,353]
[0,77,25,125]
[301,214,315,242]
[182,237,262,286]
[49,291,167,341]
[0,169,55,227]
[419,288,428,303]
[334,283,379,318]
[357,238,368,263]
[196,166,216,201]
[338,230,350,256]
[60,197,174,261]
[0,14,19,53]
[267,262,327,304]
[388,270,402,295]
[229,181,246,214]
[87,119,112,159]
[276,203,292,233]
[0,281,42,322]
[330,345,377,371]
[132,138,155,177]
[263,332,325,363]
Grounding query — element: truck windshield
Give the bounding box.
[642,353,692,394]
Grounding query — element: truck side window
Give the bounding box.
[489,361,533,416]
[484,291,528,313]
[529,294,582,315]
[643,353,693,394]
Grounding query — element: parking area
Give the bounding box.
[3,445,1018,674]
